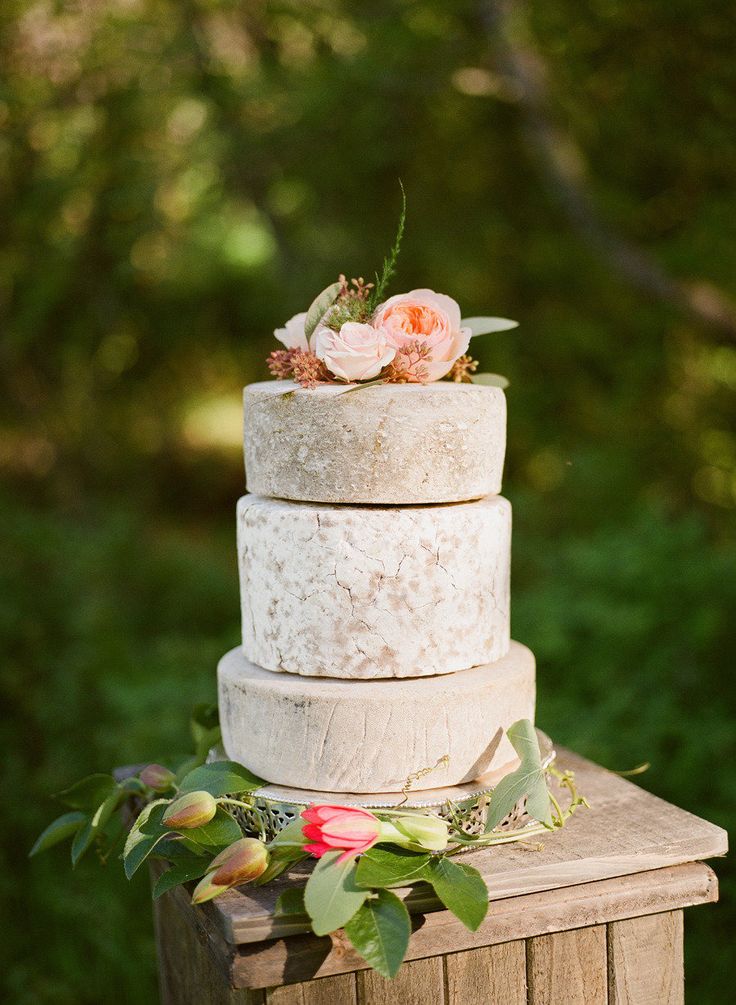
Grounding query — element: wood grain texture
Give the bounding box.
[226,863,716,988]
[266,973,357,1004]
[445,942,526,1004]
[357,957,444,1005]
[608,911,684,1005]
[527,926,607,1005]
[154,884,262,1005]
[211,749,728,945]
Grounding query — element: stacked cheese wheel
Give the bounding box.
[217,381,535,794]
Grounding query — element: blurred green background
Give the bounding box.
[3,0,734,1000]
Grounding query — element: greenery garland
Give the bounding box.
[31,707,587,979]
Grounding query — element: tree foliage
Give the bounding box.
[3,2,735,1001]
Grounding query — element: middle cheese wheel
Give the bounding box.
[237,493,511,679]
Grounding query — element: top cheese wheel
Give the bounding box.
[243,381,506,504]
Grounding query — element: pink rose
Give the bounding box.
[312,321,395,383]
[372,289,471,381]
[274,312,308,351]
[302,805,382,862]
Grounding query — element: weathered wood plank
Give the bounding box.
[445,942,526,1004]
[527,926,607,1004]
[210,749,728,945]
[607,911,684,1004]
[265,973,357,1004]
[357,957,444,1005]
[154,885,263,1004]
[225,862,716,989]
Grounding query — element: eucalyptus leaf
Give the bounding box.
[462,316,519,337]
[304,850,369,936]
[471,372,509,389]
[304,282,341,341]
[484,719,553,832]
[424,858,488,931]
[355,846,431,889]
[275,887,307,916]
[30,811,86,857]
[344,889,411,979]
[153,858,212,899]
[123,800,170,879]
[178,760,263,797]
[56,773,116,811]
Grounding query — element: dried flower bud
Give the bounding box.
[163,790,217,830]
[139,764,176,792]
[209,838,269,886]
[267,348,297,380]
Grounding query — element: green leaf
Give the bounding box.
[257,817,309,884]
[471,372,509,389]
[462,317,519,337]
[268,816,308,851]
[275,887,307,916]
[190,703,221,762]
[184,807,243,851]
[256,851,309,885]
[355,846,431,889]
[153,858,212,899]
[123,800,170,879]
[485,719,553,832]
[304,851,369,936]
[344,889,411,978]
[178,761,263,797]
[71,787,123,867]
[56,773,116,811]
[304,282,342,341]
[424,858,488,931]
[30,811,87,857]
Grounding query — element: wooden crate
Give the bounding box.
[153,749,727,1004]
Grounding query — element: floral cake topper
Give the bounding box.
[268,189,518,390]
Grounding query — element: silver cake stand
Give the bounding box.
[209,730,556,842]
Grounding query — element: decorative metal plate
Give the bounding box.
[209,730,555,842]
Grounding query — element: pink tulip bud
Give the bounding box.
[302,805,383,863]
[209,838,269,887]
[163,790,217,830]
[139,764,176,792]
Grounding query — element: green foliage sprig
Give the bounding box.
[32,713,586,981]
[370,181,407,308]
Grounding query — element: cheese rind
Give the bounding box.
[244,381,506,505]
[238,493,511,678]
[218,642,536,792]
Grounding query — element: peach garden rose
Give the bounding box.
[372,289,471,382]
